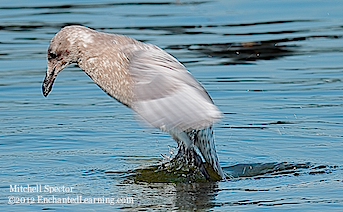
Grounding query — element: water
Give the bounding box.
[1,0,342,211]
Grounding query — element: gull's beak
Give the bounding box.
[42,65,56,97]
[42,61,65,97]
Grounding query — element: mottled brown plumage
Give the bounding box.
[42,25,224,181]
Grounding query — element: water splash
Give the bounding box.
[161,145,177,164]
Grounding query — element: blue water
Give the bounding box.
[1,0,342,211]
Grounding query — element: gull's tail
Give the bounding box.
[171,126,225,181]
[186,126,225,181]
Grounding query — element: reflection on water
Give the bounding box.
[167,35,342,64]
[122,181,219,211]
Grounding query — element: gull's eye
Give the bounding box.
[48,52,58,59]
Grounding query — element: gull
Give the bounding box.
[42,26,224,181]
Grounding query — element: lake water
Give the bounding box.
[1,0,342,211]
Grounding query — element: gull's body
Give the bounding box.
[42,26,224,181]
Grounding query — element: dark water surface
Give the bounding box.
[1,0,343,211]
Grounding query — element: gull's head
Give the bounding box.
[42,26,89,97]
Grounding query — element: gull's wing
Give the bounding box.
[128,47,221,131]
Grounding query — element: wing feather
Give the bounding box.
[128,47,221,131]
